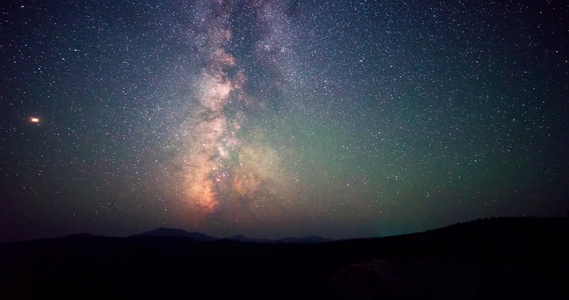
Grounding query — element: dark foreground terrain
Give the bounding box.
[1,217,568,299]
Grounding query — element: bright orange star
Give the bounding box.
[30,117,40,123]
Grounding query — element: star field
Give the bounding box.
[1,0,568,242]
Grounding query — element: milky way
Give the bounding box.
[1,0,568,242]
[170,1,299,227]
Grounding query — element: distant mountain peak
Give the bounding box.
[146,228,188,235]
[225,234,333,244]
[62,233,96,239]
[131,228,333,244]
[228,234,250,241]
[275,236,334,244]
[132,228,217,241]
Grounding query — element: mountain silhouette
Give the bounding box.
[1,217,567,300]
[131,228,333,244]
[275,235,334,244]
[226,234,333,244]
[132,227,217,241]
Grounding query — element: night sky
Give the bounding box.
[1,0,568,243]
